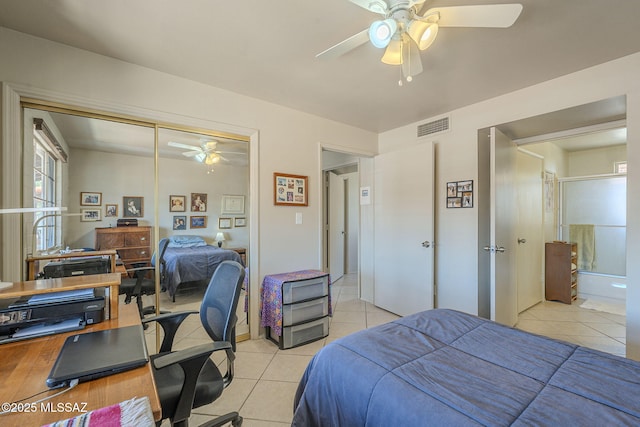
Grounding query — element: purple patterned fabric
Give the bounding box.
[260,270,331,336]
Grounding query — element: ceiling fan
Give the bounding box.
[168,140,243,166]
[317,1,523,85]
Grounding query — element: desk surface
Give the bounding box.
[0,303,161,426]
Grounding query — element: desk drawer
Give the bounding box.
[118,247,150,261]
[282,275,329,304]
[124,232,150,247]
[283,296,329,326]
[270,316,329,349]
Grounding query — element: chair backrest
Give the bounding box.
[151,237,170,267]
[200,260,245,344]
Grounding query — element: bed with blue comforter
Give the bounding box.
[162,241,242,299]
[293,309,640,426]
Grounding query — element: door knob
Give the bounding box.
[517,238,526,244]
[496,246,506,253]
[421,241,431,248]
[483,246,494,252]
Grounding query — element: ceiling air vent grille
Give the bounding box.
[417,117,450,138]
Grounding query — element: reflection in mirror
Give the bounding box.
[157,127,250,341]
[21,107,156,348]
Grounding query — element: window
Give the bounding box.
[33,136,57,252]
[615,161,627,174]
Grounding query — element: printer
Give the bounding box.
[43,256,110,279]
[0,288,105,344]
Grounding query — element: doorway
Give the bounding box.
[478,95,627,328]
[322,149,360,284]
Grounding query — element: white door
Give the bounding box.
[374,142,434,316]
[489,127,518,326]
[328,171,345,281]
[516,150,544,312]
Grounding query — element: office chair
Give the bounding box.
[142,260,245,427]
[119,238,170,320]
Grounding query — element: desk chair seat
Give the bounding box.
[143,260,245,427]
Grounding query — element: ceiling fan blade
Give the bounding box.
[348,0,388,15]
[168,141,200,150]
[181,151,202,157]
[316,29,371,60]
[427,4,523,28]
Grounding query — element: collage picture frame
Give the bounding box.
[447,180,474,208]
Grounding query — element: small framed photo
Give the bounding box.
[234,217,246,227]
[170,195,186,212]
[274,172,308,206]
[80,192,102,206]
[173,215,187,230]
[221,195,245,215]
[447,180,473,209]
[81,208,101,221]
[105,204,118,217]
[191,193,207,212]
[218,217,232,229]
[123,196,144,217]
[190,215,207,229]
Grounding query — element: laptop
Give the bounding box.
[46,325,149,388]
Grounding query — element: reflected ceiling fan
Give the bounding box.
[168,140,243,166]
[317,1,523,85]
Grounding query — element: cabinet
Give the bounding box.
[545,241,578,304]
[95,227,152,271]
[261,270,331,349]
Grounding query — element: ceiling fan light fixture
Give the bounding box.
[194,152,206,163]
[205,153,220,165]
[381,37,403,65]
[407,21,439,50]
[369,18,397,48]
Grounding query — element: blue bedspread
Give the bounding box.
[162,245,242,297]
[293,309,640,426]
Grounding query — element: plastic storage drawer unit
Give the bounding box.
[282,275,329,304]
[270,317,330,349]
[282,296,329,326]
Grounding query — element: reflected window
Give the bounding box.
[33,133,58,251]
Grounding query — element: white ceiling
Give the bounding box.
[2,0,640,134]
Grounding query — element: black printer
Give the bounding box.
[42,256,110,279]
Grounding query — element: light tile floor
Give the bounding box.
[143,274,626,426]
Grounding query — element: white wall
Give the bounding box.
[0,27,377,339]
[568,145,626,176]
[379,53,640,359]
[66,148,249,249]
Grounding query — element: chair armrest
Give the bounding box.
[151,342,231,423]
[142,310,198,353]
[152,341,232,370]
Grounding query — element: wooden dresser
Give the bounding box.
[95,226,152,270]
[545,241,578,304]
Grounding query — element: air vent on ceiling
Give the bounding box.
[417,117,450,138]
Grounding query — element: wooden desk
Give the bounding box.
[0,303,161,426]
[25,250,118,281]
[0,273,121,319]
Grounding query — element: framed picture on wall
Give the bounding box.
[234,217,246,227]
[218,217,232,229]
[80,192,102,206]
[446,180,473,209]
[274,172,308,206]
[81,208,101,221]
[173,215,187,230]
[191,193,207,212]
[190,216,207,229]
[170,195,186,212]
[105,204,118,217]
[123,196,144,217]
[221,195,245,215]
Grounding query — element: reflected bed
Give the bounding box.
[162,242,242,300]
